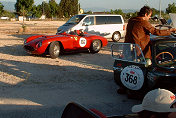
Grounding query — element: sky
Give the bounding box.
[1,0,176,11]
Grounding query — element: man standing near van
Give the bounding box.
[124,6,176,66]
[117,6,176,94]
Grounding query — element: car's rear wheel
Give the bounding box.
[112,31,121,42]
[90,39,101,53]
[49,41,60,59]
[114,71,121,85]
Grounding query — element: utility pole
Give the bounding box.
[78,0,79,14]
[42,0,46,15]
[159,0,162,19]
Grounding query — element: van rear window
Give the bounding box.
[96,16,122,25]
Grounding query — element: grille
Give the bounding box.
[24,45,35,51]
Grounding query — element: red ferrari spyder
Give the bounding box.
[23,30,108,59]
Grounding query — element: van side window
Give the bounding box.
[96,16,106,25]
[96,16,122,25]
[107,16,122,24]
[83,16,94,26]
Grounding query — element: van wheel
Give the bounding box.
[49,41,60,59]
[112,32,121,42]
[90,39,101,53]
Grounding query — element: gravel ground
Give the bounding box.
[0,21,140,118]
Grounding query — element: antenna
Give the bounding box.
[159,0,162,18]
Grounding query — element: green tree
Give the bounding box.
[84,10,93,14]
[71,0,78,15]
[59,0,78,18]
[15,0,34,16]
[114,9,123,15]
[2,10,15,18]
[43,2,52,18]
[56,5,63,18]
[49,0,57,18]
[31,5,42,18]
[0,2,4,16]
[151,8,160,17]
[125,13,133,19]
[166,3,176,13]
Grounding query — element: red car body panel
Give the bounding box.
[24,32,108,55]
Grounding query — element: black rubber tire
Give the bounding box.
[112,31,121,42]
[90,39,102,53]
[114,72,121,85]
[49,41,60,59]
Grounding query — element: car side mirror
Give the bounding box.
[61,102,101,118]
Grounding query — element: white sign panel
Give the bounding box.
[120,65,144,90]
[79,38,87,47]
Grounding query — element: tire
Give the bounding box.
[114,71,121,85]
[112,31,121,42]
[90,39,102,53]
[49,41,60,59]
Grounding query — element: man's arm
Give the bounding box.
[144,21,176,36]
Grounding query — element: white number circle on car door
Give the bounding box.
[79,38,87,47]
[120,65,144,90]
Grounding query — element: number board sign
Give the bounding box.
[79,38,87,47]
[120,65,144,90]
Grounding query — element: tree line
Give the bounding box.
[14,0,79,18]
[0,0,176,20]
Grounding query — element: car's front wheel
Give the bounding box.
[49,41,60,59]
[90,39,102,53]
[112,31,121,42]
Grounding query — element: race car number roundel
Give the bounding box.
[79,38,87,47]
[120,65,144,90]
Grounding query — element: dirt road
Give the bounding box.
[0,21,139,118]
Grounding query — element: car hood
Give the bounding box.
[25,35,64,44]
[169,13,176,28]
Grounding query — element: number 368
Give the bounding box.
[125,73,137,85]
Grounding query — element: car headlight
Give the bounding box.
[37,41,42,48]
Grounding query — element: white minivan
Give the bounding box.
[57,14,125,42]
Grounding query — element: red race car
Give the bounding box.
[23,30,108,59]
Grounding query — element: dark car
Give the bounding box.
[111,14,176,98]
[112,36,176,96]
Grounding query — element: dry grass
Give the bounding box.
[0,20,66,34]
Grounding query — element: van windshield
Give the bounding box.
[66,15,86,24]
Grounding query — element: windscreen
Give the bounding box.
[169,13,176,28]
[66,15,86,24]
[111,43,146,64]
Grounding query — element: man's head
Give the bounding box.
[138,6,152,20]
[132,88,176,118]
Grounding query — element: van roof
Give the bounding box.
[77,14,122,16]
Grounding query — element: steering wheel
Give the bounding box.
[156,52,174,63]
